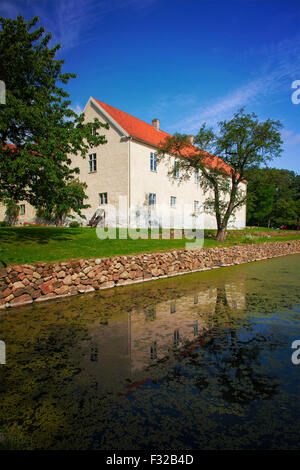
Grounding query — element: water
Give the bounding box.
[0,254,300,450]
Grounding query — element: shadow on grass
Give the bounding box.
[0,227,82,244]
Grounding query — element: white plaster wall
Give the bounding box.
[128,139,247,230]
[69,100,129,225]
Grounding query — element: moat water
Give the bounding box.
[0,254,300,450]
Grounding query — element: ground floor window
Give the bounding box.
[19,204,25,215]
[170,196,176,208]
[149,193,156,205]
[99,192,108,205]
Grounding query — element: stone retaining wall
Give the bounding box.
[1,240,300,309]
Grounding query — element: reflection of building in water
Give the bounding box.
[78,281,245,387]
[129,288,217,373]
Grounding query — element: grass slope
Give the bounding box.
[0,226,299,266]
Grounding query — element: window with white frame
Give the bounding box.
[99,192,108,205]
[194,168,199,183]
[174,160,180,178]
[150,152,157,172]
[19,204,25,215]
[194,200,200,212]
[149,193,156,205]
[89,153,97,172]
[170,196,176,208]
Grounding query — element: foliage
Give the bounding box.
[35,178,89,224]
[0,15,108,215]
[157,109,282,240]
[4,198,20,225]
[246,167,299,228]
[69,221,80,228]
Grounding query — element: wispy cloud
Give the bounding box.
[0,0,156,51]
[281,129,300,146]
[169,35,300,133]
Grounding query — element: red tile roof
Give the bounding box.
[93,98,237,178]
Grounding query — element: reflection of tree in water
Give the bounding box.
[165,287,280,405]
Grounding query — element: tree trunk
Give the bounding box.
[216,226,227,241]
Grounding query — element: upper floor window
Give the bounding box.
[150,152,157,172]
[19,204,25,215]
[174,161,180,178]
[149,193,156,206]
[170,196,176,208]
[89,153,97,172]
[194,169,199,183]
[194,200,200,212]
[99,192,107,205]
[91,126,97,136]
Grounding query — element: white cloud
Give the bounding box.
[71,103,84,115]
[281,129,300,146]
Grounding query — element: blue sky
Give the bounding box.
[1,0,300,172]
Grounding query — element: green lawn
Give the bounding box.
[0,226,299,266]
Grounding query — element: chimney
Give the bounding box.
[187,135,194,145]
[152,118,160,130]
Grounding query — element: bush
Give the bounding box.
[0,221,8,227]
[69,221,80,228]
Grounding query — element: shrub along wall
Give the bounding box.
[1,240,300,310]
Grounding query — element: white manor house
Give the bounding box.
[0,97,247,229]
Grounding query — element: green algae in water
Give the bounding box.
[0,254,300,450]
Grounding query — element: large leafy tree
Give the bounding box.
[157,109,282,241]
[0,15,108,217]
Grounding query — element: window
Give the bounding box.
[194,200,200,212]
[194,169,199,183]
[170,196,176,208]
[89,153,97,172]
[174,160,180,178]
[149,193,156,205]
[19,204,25,215]
[90,345,98,362]
[91,126,97,136]
[194,295,198,305]
[150,152,157,172]
[150,341,157,361]
[99,192,108,205]
[193,320,198,336]
[174,329,180,347]
[170,302,176,314]
[146,308,156,321]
